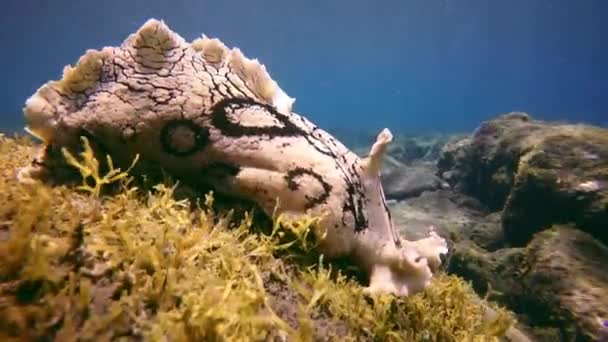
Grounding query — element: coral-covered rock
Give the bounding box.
[521,226,608,342]
[460,212,505,251]
[437,112,534,211]
[448,225,608,341]
[438,112,608,246]
[447,241,524,306]
[436,136,472,193]
[502,123,608,245]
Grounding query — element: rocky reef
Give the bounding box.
[433,113,608,341]
[438,112,608,246]
[0,134,518,341]
[448,225,608,341]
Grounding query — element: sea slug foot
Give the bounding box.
[365,244,435,296]
[403,226,449,271]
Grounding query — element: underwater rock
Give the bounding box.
[437,136,472,193]
[448,225,608,341]
[521,226,608,341]
[446,242,562,341]
[438,114,608,340]
[381,163,447,200]
[460,212,505,251]
[17,18,449,297]
[447,240,525,308]
[438,112,608,246]
[501,124,608,246]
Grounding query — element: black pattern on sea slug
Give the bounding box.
[160,119,210,156]
[210,98,302,138]
[285,167,333,210]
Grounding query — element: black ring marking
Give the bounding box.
[209,98,337,159]
[210,97,302,137]
[285,167,333,210]
[160,119,209,157]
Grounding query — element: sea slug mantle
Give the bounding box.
[17,19,448,296]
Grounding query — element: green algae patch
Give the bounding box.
[0,134,515,341]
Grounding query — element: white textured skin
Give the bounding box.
[18,19,448,296]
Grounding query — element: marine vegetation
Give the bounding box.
[0,134,516,341]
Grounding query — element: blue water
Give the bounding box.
[1,0,606,137]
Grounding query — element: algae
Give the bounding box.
[0,134,515,341]
[438,113,608,246]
